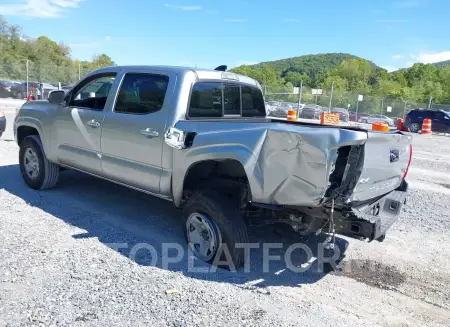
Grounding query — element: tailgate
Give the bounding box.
[350,131,412,202]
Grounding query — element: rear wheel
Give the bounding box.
[362,119,368,123]
[19,135,60,190]
[16,91,24,99]
[410,123,420,133]
[183,191,249,269]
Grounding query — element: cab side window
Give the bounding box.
[114,73,169,114]
[189,83,222,118]
[69,74,116,110]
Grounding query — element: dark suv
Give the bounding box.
[404,109,450,133]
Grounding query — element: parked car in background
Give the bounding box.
[300,104,323,119]
[11,82,58,99]
[331,107,349,122]
[361,114,394,126]
[41,83,58,99]
[0,80,16,98]
[0,111,5,138]
[349,111,364,122]
[61,84,74,92]
[358,113,370,123]
[266,101,297,118]
[404,109,450,133]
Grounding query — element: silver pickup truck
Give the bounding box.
[14,65,412,267]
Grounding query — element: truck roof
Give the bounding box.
[91,65,260,87]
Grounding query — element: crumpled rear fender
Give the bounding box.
[171,121,367,207]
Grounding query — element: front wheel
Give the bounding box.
[183,191,249,269]
[19,135,60,190]
[362,119,368,124]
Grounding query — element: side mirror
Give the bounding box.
[48,90,65,105]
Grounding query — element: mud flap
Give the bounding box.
[334,180,408,241]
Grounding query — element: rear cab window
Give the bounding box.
[188,82,266,118]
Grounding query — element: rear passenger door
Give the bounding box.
[100,71,175,194]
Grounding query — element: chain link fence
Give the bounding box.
[263,83,450,119]
[0,60,91,99]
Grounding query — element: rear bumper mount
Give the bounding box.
[334,180,408,241]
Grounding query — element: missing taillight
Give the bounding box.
[402,144,412,180]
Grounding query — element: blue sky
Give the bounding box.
[1,0,450,71]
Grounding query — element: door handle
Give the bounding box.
[140,128,159,137]
[86,119,101,128]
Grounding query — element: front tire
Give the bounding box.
[183,191,249,269]
[19,135,60,190]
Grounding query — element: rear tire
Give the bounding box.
[410,123,420,133]
[19,135,60,190]
[17,91,24,99]
[183,190,249,269]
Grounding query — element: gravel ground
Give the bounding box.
[1,120,450,326]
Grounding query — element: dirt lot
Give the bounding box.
[0,119,449,326]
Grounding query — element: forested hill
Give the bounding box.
[249,53,378,79]
[433,60,450,68]
[0,16,115,84]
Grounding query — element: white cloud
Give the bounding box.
[224,18,247,23]
[284,18,299,23]
[164,4,202,11]
[393,1,421,8]
[381,65,398,72]
[392,54,404,59]
[375,19,408,23]
[410,51,450,64]
[0,0,84,18]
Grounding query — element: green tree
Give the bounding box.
[0,15,116,84]
[90,54,115,70]
[284,71,311,87]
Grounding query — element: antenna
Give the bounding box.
[214,65,227,72]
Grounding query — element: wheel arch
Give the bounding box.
[173,157,254,207]
[15,119,49,156]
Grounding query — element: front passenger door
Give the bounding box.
[52,73,117,175]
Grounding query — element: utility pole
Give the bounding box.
[26,60,29,99]
[328,81,334,112]
[356,96,360,120]
[78,62,81,80]
[428,96,432,109]
[297,80,303,118]
[380,97,384,115]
